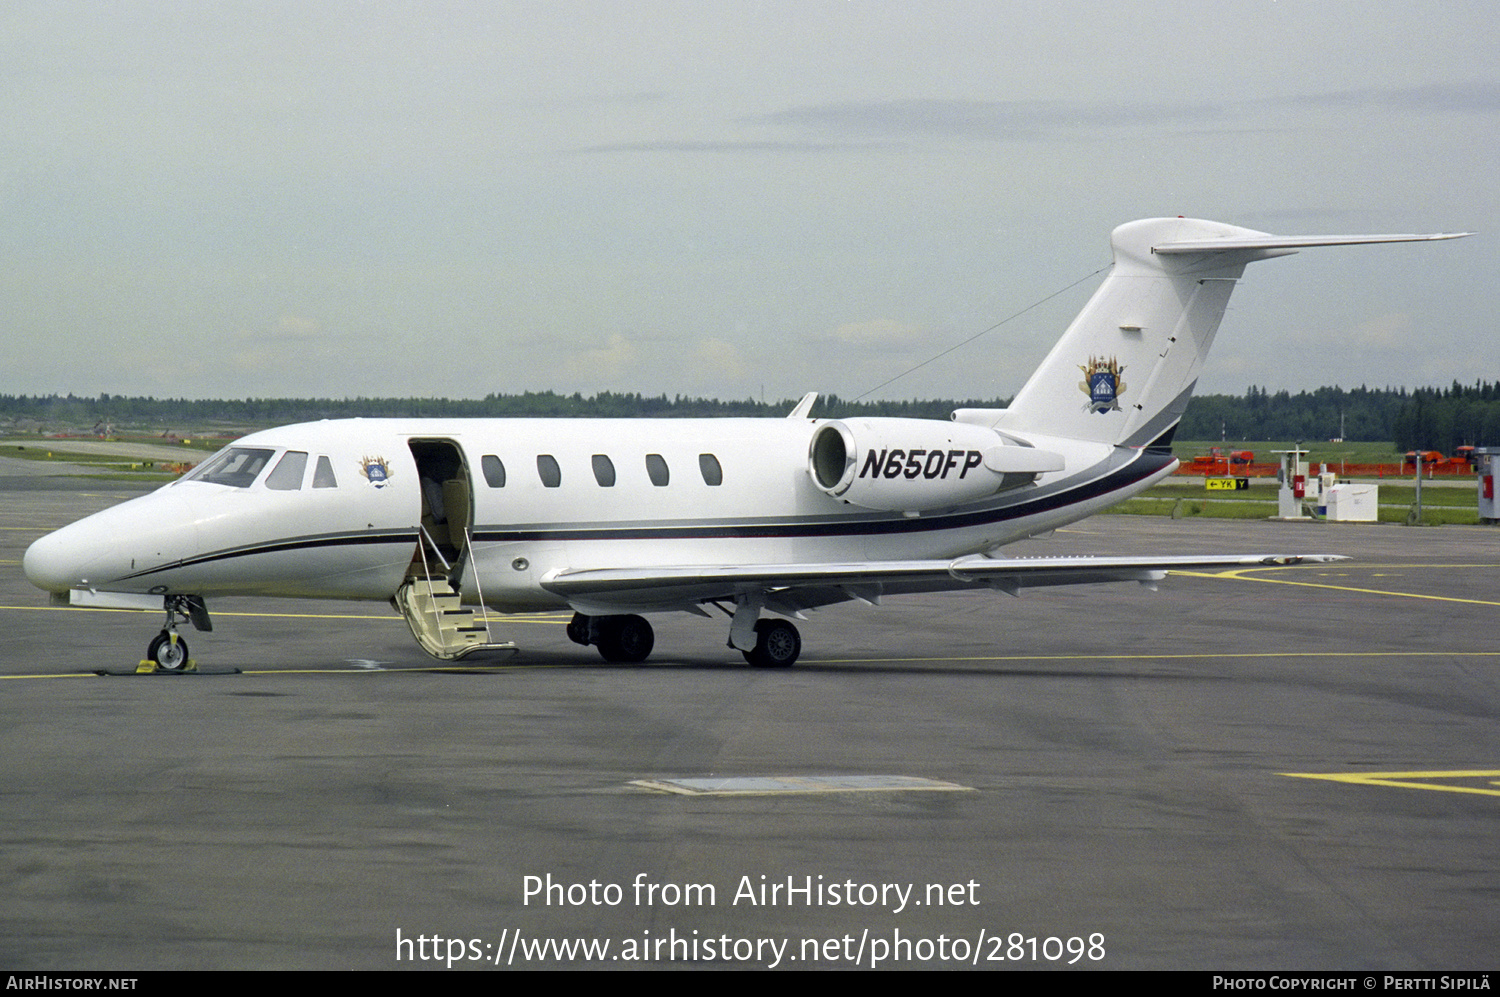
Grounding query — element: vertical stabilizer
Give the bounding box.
[997,218,1469,449]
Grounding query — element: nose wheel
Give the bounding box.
[140,595,210,672]
[146,630,191,672]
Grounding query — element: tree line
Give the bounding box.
[0,391,1010,427]
[1179,383,1500,452]
[7,383,1499,452]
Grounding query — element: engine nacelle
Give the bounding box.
[807,418,1064,513]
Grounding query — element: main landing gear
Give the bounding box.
[567,612,655,663]
[144,595,212,672]
[742,618,801,668]
[566,612,802,667]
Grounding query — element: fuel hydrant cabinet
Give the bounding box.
[1324,484,1378,522]
[1477,448,1500,523]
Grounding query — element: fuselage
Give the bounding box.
[22,416,1176,612]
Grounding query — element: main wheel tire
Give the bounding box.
[596,614,654,663]
[147,631,190,672]
[745,618,800,668]
[565,612,592,646]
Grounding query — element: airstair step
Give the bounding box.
[394,577,514,660]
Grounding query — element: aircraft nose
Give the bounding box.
[23,523,95,593]
[23,489,201,594]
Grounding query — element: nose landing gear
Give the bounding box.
[140,595,212,673]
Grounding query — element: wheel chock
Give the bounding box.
[135,659,199,674]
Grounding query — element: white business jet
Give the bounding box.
[24,218,1468,670]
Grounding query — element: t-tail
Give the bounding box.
[997,217,1470,450]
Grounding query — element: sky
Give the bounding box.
[3,1,1496,404]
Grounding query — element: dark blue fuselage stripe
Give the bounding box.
[472,451,1172,543]
[123,530,419,580]
[118,450,1173,577]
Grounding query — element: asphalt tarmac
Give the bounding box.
[3,484,1498,970]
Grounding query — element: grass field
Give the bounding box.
[1109,478,1482,525]
[0,438,212,482]
[1171,439,1407,465]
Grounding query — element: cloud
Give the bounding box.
[687,338,751,382]
[829,319,928,348]
[272,314,321,340]
[1344,312,1415,352]
[222,315,330,379]
[753,83,1500,146]
[565,333,637,382]
[758,97,1226,141]
[568,140,862,155]
[1270,81,1500,115]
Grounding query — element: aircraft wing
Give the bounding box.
[541,553,1347,616]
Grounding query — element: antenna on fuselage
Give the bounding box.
[786,392,818,419]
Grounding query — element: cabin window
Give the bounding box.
[312,455,338,488]
[537,454,561,488]
[265,451,308,490]
[699,453,723,486]
[591,454,616,487]
[645,453,669,486]
[481,454,506,487]
[184,447,275,488]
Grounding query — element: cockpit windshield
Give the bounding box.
[180,447,276,488]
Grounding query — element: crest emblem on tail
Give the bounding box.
[1078,356,1126,414]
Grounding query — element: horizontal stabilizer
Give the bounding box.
[998,217,1470,450]
[1153,231,1472,254]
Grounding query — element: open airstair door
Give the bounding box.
[395,438,515,661]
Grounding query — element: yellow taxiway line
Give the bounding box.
[1174,564,1500,608]
[815,650,1500,664]
[1282,770,1500,799]
[0,603,571,623]
[0,661,578,680]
